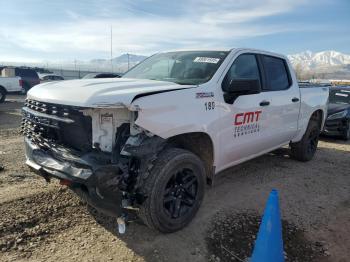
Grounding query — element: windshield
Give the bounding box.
[329,88,350,104]
[122,51,229,85]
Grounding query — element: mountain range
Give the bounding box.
[90,50,350,69]
[91,50,350,79]
[5,50,349,80]
[287,50,350,79]
[287,50,350,70]
[90,54,147,71]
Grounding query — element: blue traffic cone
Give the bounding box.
[250,189,284,262]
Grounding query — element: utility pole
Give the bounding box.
[127,53,130,70]
[110,25,113,72]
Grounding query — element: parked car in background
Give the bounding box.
[0,76,23,103]
[39,73,64,83]
[2,67,40,93]
[82,72,121,79]
[323,86,350,140]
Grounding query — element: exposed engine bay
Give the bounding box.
[22,99,166,219]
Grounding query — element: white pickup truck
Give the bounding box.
[0,76,23,103]
[22,48,329,232]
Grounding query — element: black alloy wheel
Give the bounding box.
[163,168,198,219]
[290,119,320,162]
[138,148,206,233]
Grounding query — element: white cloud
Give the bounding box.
[0,0,314,61]
[195,0,308,24]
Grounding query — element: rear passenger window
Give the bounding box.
[262,56,290,91]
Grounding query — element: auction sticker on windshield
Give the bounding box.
[194,57,220,64]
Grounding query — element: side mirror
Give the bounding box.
[222,79,261,94]
[222,79,261,104]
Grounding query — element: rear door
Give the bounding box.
[259,55,300,145]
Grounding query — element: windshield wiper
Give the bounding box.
[176,82,196,85]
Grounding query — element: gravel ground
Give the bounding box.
[0,95,349,262]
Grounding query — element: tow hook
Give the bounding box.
[59,179,72,186]
[117,213,127,234]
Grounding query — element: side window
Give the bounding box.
[223,54,261,90]
[262,56,290,91]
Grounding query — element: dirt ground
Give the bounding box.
[0,95,349,262]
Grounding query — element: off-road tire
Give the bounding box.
[342,121,350,141]
[138,148,206,233]
[0,87,6,103]
[290,119,320,161]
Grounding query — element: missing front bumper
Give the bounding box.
[24,138,124,217]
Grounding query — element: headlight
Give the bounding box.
[327,110,347,120]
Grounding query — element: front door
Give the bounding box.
[217,53,272,170]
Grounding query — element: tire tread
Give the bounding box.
[138,148,205,232]
[290,120,320,161]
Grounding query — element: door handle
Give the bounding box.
[259,100,270,106]
[292,97,300,102]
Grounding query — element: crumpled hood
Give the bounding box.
[327,103,350,116]
[27,78,193,107]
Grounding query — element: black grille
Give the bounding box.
[22,99,92,152]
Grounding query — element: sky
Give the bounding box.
[0,0,349,62]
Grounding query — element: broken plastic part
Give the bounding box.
[122,198,130,208]
[117,216,126,234]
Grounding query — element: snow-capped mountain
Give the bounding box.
[288,50,350,70]
[90,54,147,72]
[90,54,147,65]
[88,50,350,73]
[93,51,350,72]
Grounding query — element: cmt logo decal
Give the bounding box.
[234,111,262,125]
[233,111,262,138]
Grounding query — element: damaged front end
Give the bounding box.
[22,99,165,219]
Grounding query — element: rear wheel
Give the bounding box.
[138,148,206,233]
[290,120,320,161]
[342,121,350,141]
[21,83,30,94]
[0,87,6,103]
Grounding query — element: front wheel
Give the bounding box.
[290,120,320,161]
[138,148,206,233]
